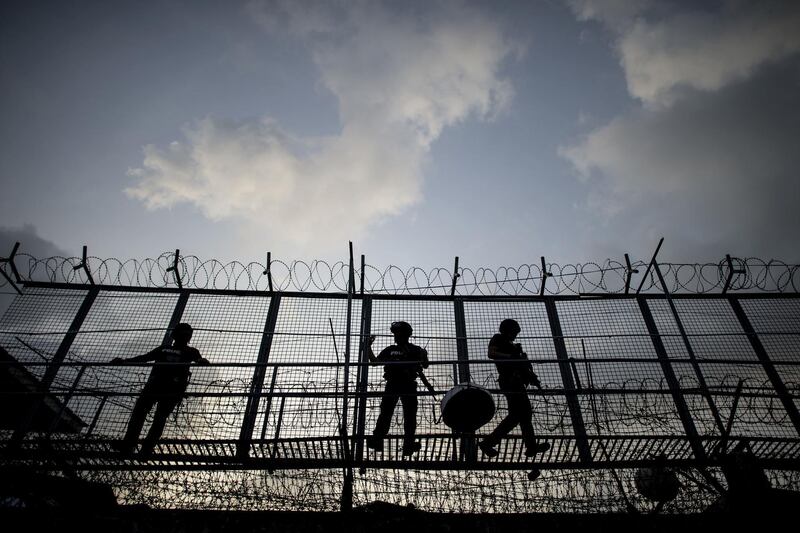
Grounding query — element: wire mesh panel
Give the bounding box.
[3,284,800,511]
[179,293,272,441]
[0,286,88,381]
[63,290,180,440]
[84,468,345,511]
[647,298,795,449]
[255,296,361,460]
[364,298,457,460]
[555,299,686,437]
[740,299,800,415]
[463,300,572,461]
[353,467,717,514]
[81,466,723,513]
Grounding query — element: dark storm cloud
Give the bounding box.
[562,61,800,261]
[562,0,800,261]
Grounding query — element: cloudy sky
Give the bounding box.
[1,0,798,270]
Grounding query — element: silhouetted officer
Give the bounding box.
[479,319,549,461]
[366,321,429,456]
[111,323,209,456]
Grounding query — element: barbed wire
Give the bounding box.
[2,252,799,294]
[77,467,800,513]
[37,354,798,448]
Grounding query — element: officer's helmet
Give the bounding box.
[390,321,413,338]
[499,319,521,336]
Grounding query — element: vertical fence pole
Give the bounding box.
[728,297,800,437]
[652,261,727,437]
[42,287,99,389]
[454,299,470,384]
[636,238,664,294]
[360,254,365,295]
[46,364,86,437]
[162,292,190,346]
[340,242,355,511]
[238,294,281,458]
[86,395,108,437]
[624,254,638,295]
[453,297,475,461]
[73,246,95,285]
[722,255,745,295]
[13,286,99,443]
[354,296,372,466]
[450,257,460,296]
[539,257,551,296]
[264,252,273,293]
[545,298,592,463]
[260,366,279,441]
[638,297,707,461]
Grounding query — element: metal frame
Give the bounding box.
[3,280,800,474]
[728,296,800,437]
[237,294,281,457]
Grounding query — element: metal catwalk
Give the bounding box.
[1,256,799,511]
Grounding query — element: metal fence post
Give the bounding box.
[638,296,707,460]
[545,298,592,463]
[729,297,800,437]
[12,286,99,443]
[354,296,372,465]
[237,294,281,458]
[652,261,727,437]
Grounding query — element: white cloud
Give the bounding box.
[571,0,800,106]
[126,1,518,252]
[568,0,653,30]
[562,1,800,260]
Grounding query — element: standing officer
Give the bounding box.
[479,319,550,459]
[111,323,209,456]
[366,321,429,456]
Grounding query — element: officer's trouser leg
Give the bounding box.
[507,390,535,449]
[122,393,157,449]
[485,379,528,446]
[400,383,418,446]
[373,388,399,437]
[142,395,180,452]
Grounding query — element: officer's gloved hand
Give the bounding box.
[110,357,125,365]
[198,358,211,366]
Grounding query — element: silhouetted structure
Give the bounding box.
[479,319,550,476]
[111,323,209,455]
[0,345,85,433]
[2,247,800,514]
[366,321,429,456]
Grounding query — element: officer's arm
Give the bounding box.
[375,345,391,363]
[419,347,429,369]
[487,345,516,360]
[190,348,210,365]
[528,366,542,388]
[111,347,160,365]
